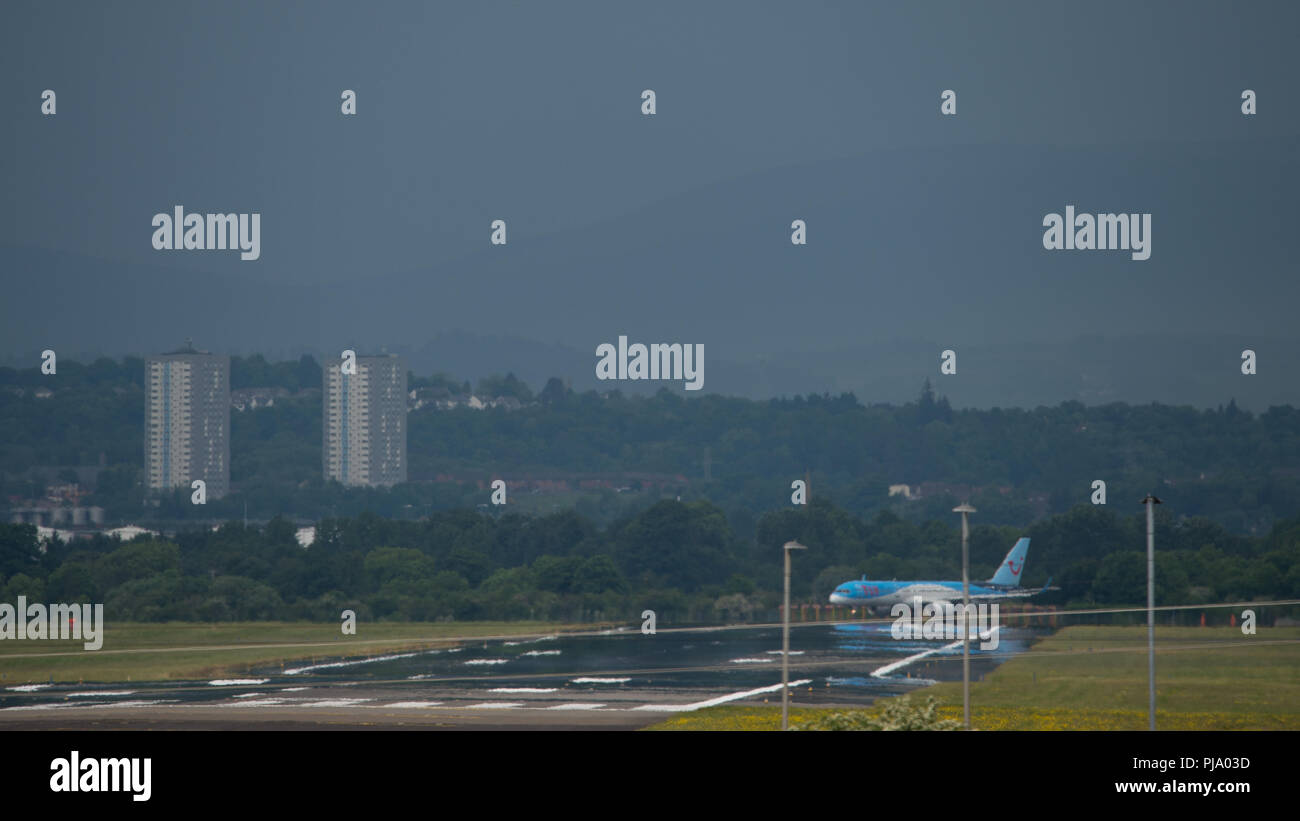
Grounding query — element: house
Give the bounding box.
[231,387,289,411]
[408,386,452,411]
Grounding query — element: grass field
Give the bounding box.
[0,621,582,684]
[648,625,1300,730]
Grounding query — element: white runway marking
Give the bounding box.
[284,651,424,675]
[633,679,814,712]
[466,702,524,709]
[8,698,172,710]
[488,687,557,694]
[871,626,999,678]
[571,677,630,684]
[544,703,606,710]
[376,701,445,708]
[870,641,959,677]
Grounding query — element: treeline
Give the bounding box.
[3,357,1300,532]
[2,501,1297,624]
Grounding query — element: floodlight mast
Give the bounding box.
[1141,494,1162,731]
[953,503,976,730]
[782,540,807,730]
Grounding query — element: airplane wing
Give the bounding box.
[970,578,1058,601]
[970,589,1038,601]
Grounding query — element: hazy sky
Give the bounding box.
[3,1,1298,404]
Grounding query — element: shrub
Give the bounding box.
[794,695,962,731]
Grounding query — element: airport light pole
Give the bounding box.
[782,540,807,731]
[1142,494,1162,731]
[953,503,976,730]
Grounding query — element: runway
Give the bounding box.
[0,623,1035,729]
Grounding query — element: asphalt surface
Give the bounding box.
[1,623,1034,729]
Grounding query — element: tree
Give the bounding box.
[572,555,626,594]
[539,377,569,404]
[533,555,581,593]
[363,547,436,592]
[45,563,99,601]
[476,372,534,401]
[0,525,41,579]
[613,500,733,591]
[93,540,181,592]
[1091,552,1146,604]
[445,546,493,586]
[202,575,285,620]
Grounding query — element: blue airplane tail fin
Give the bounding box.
[988,537,1030,586]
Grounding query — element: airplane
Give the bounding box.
[828,537,1056,610]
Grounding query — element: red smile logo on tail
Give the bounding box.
[1007,559,1022,576]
